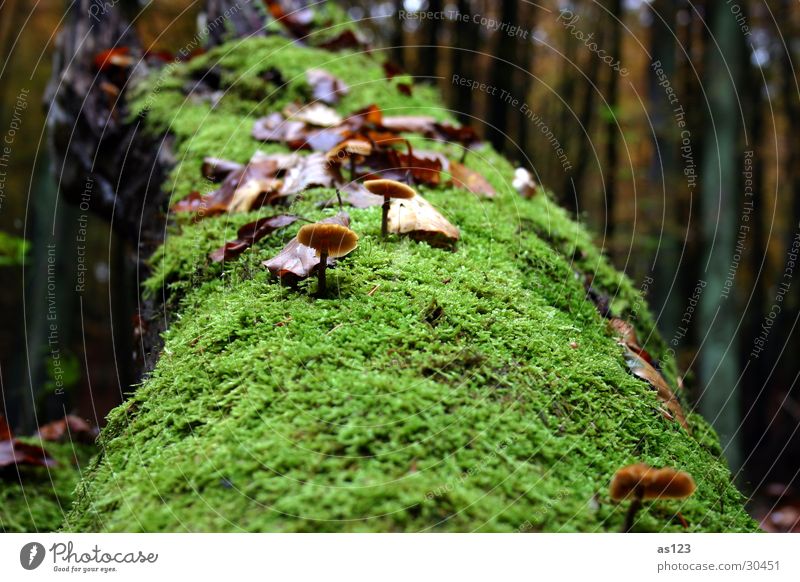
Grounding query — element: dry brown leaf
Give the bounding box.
[202,157,244,182]
[229,176,283,213]
[388,194,459,248]
[37,415,99,444]
[337,182,384,208]
[281,153,338,196]
[252,112,308,143]
[306,69,349,105]
[622,347,689,430]
[1,415,57,472]
[381,115,437,134]
[284,102,343,127]
[449,161,496,197]
[317,29,366,51]
[609,318,656,365]
[210,214,298,263]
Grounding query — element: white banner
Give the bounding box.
[0,534,796,581]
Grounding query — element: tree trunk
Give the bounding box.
[38,0,756,533]
[697,2,745,474]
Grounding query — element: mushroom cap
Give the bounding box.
[327,139,372,161]
[363,178,416,199]
[610,463,696,501]
[644,467,696,500]
[609,463,652,501]
[297,223,359,258]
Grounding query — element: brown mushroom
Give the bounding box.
[610,463,695,532]
[296,222,358,296]
[326,139,372,179]
[363,178,416,237]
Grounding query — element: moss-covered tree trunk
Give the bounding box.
[49,1,757,532]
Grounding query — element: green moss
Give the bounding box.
[0,441,95,532]
[65,36,757,532]
[0,231,29,267]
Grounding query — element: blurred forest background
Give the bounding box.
[1,0,799,528]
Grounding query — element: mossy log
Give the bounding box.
[47,3,756,532]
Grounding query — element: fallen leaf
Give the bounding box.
[170,186,229,217]
[398,150,447,185]
[264,213,351,284]
[319,182,383,209]
[284,102,343,127]
[0,416,57,473]
[229,175,283,213]
[344,104,384,131]
[173,152,335,217]
[388,194,459,248]
[609,318,656,365]
[381,115,438,134]
[210,214,298,263]
[432,122,481,146]
[622,347,689,430]
[301,127,350,152]
[202,157,244,182]
[382,61,404,79]
[281,153,338,196]
[317,29,366,51]
[397,83,413,96]
[265,0,314,38]
[449,161,496,197]
[37,415,98,444]
[252,112,308,143]
[306,69,349,105]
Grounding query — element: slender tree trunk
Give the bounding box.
[485,0,517,150]
[451,0,475,123]
[566,23,604,219]
[697,2,745,473]
[602,0,622,258]
[648,0,681,341]
[420,0,442,81]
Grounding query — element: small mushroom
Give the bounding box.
[610,463,695,532]
[296,222,359,296]
[327,139,372,179]
[363,178,416,237]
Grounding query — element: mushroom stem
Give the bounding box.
[317,252,329,296]
[460,148,469,164]
[622,488,644,533]
[381,196,390,237]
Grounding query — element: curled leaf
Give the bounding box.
[388,194,459,248]
[209,214,298,263]
[622,347,689,430]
